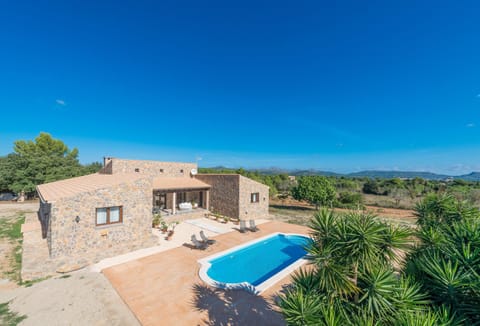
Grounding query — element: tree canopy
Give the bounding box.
[292,176,336,208]
[0,133,101,194]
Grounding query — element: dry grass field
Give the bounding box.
[269,197,417,227]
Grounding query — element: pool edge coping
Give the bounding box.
[197,232,310,295]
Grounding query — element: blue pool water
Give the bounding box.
[206,234,311,286]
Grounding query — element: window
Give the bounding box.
[134,168,140,172]
[251,192,259,203]
[159,169,164,173]
[96,206,123,226]
[180,169,184,173]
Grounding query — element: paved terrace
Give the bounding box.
[91,217,271,272]
[103,221,309,326]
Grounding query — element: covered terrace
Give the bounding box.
[152,177,211,217]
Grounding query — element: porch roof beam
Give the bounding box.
[153,187,210,193]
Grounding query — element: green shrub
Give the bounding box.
[338,191,363,205]
[335,191,364,209]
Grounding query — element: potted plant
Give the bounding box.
[218,215,228,224]
[160,221,168,233]
[165,222,179,240]
[152,214,161,228]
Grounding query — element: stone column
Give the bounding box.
[172,192,176,215]
[205,190,210,210]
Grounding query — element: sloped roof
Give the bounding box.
[37,173,145,202]
[153,177,211,190]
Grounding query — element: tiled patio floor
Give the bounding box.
[91,218,269,272]
[103,221,309,326]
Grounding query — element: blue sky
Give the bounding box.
[1,1,479,174]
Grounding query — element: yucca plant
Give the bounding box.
[378,222,413,266]
[306,244,358,298]
[408,195,480,324]
[393,306,464,326]
[392,277,430,314]
[414,193,478,229]
[308,209,339,248]
[357,266,398,320]
[277,288,325,326]
[280,209,415,325]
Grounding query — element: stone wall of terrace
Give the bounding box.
[238,175,269,220]
[162,209,208,223]
[48,177,156,268]
[195,174,240,219]
[103,158,197,178]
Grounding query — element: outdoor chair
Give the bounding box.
[191,234,208,249]
[248,219,259,232]
[200,230,216,244]
[239,220,248,233]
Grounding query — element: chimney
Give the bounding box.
[103,156,112,167]
[100,157,113,174]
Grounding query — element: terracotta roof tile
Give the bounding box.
[37,173,145,202]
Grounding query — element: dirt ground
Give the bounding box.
[0,202,140,326]
[0,271,140,326]
[270,197,417,226]
[0,202,38,284]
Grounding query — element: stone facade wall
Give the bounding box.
[238,175,269,220]
[104,158,196,178]
[48,177,156,267]
[195,174,240,218]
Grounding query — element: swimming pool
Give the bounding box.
[198,233,311,294]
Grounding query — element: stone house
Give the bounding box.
[36,158,269,268]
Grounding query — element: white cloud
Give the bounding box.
[466,123,475,128]
[55,99,66,106]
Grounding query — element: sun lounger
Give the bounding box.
[191,234,208,249]
[248,219,259,232]
[200,230,216,244]
[239,220,248,233]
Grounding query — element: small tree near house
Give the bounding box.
[292,176,336,209]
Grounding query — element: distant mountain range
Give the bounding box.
[201,166,480,181]
[282,170,480,181]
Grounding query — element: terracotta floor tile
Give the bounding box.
[104,221,309,325]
